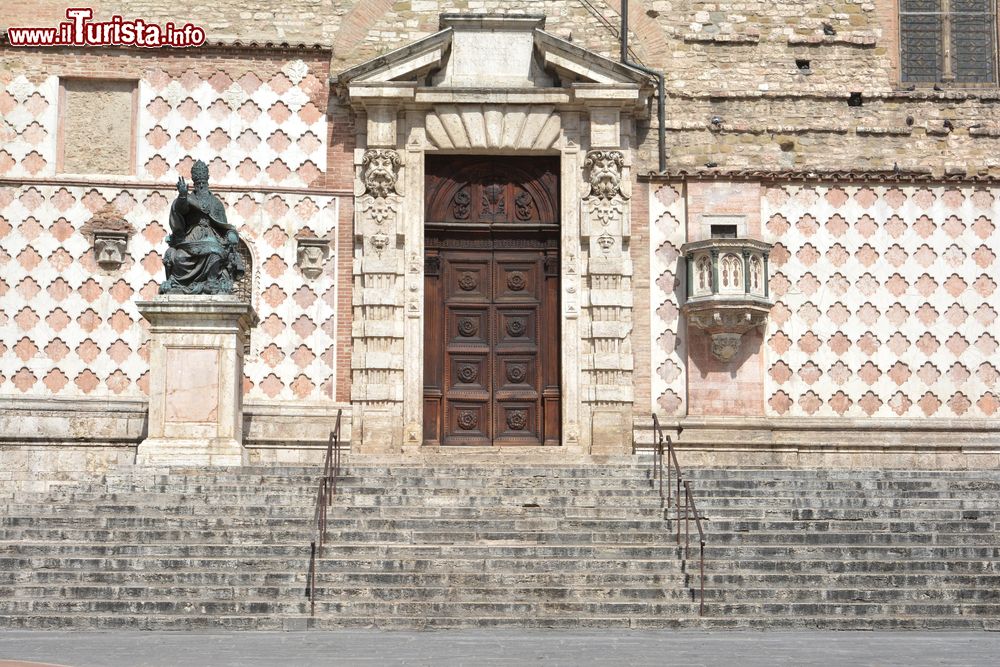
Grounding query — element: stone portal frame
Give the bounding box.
[338,15,654,460]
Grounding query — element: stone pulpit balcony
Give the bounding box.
[680,238,774,362]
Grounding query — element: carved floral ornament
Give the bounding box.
[458,272,478,291]
[507,409,528,431]
[506,318,527,337]
[457,365,478,383]
[507,271,526,291]
[457,410,478,430]
[506,363,527,383]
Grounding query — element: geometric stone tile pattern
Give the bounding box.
[651,181,1000,420]
[0,184,339,401]
[0,76,59,179]
[0,56,338,402]
[1,59,327,187]
[137,60,327,189]
[649,183,688,416]
[762,184,998,419]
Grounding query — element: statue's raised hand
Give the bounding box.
[176,176,188,197]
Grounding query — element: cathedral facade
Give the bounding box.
[2,2,999,484]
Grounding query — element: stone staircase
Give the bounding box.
[0,464,998,629]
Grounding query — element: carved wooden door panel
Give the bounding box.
[425,247,559,446]
[424,156,561,447]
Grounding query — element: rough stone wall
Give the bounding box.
[0,49,344,404]
[60,79,136,175]
[651,178,1000,421]
[7,1,1000,176]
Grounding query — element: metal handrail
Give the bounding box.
[651,414,683,542]
[306,409,343,617]
[683,480,706,617]
[651,414,706,616]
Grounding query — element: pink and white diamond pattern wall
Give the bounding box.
[0,58,327,186]
[649,183,688,416]
[0,53,340,403]
[762,184,998,419]
[137,60,326,188]
[0,185,339,401]
[0,75,59,178]
[651,180,1000,420]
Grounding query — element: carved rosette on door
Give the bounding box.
[423,156,561,446]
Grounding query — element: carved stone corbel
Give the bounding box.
[295,235,330,279]
[80,203,135,272]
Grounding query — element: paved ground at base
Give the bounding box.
[0,631,999,666]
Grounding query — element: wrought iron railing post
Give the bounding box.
[650,415,707,618]
[308,409,343,618]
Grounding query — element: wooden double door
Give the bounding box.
[423,156,561,446]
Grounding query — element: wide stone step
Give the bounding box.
[3,543,694,558]
[0,613,990,631]
[720,558,997,574]
[708,519,998,532]
[10,515,986,535]
[0,506,673,524]
[1,569,691,589]
[9,598,996,618]
[703,532,1000,546]
[0,555,686,574]
[703,544,1000,558]
[0,584,700,602]
[3,583,993,606]
[0,528,686,547]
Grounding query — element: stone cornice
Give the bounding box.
[642,169,1000,185]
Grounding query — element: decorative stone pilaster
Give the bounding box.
[351,148,406,454]
[580,150,634,456]
[136,295,258,466]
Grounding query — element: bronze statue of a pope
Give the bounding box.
[160,160,245,295]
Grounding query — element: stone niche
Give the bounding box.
[136,295,258,466]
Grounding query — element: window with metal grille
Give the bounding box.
[900,0,998,84]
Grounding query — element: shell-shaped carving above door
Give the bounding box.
[425,104,561,150]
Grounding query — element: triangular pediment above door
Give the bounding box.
[336,13,654,109]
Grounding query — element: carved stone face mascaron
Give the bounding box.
[362,149,401,200]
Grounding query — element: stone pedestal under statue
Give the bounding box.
[136,295,258,466]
